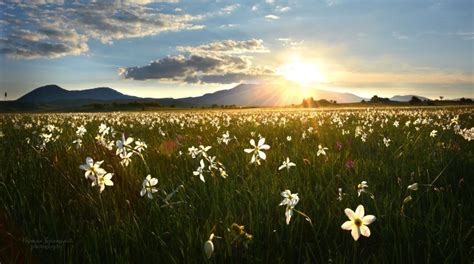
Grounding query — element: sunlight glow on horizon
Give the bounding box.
[276,56,328,88]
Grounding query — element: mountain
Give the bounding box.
[180,83,365,106]
[390,95,429,102]
[2,83,366,111]
[17,84,139,103]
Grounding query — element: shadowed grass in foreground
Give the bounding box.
[0,107,473,263]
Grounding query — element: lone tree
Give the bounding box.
[409,96,422,105]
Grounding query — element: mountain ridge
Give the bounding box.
[4,83,459,111]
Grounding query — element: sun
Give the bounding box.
[277,57,326,86]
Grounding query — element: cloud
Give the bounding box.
[219,4,240,15]
[456,31,474,40]
[265,15,280,20]
[277,38,304,49]
[0,1,204,59]
[276,6,290,13]
[392,31,408,40]
[119,39,274,84]
[177,39,269,54]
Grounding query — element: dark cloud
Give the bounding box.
[119,40,275,84]
[0,1,204,59]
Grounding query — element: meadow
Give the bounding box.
[0,107,473,263]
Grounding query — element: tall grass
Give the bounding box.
[0,107,473,263]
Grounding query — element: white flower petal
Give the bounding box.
[351,226,360,241]
[250,139,256,147]
[259,144,270,150]
[150,178,158,186]
[362,215,376,225]
[341,221,353,230]
[344,208,356,221]
[360,225,371,237]
[355,205,365,218]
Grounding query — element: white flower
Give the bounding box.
[278,157,296,171]
[98,123,110,135]
[134,140,147,153]
[218,131,231,145]
[341,205,376,241]
[140,175,158,199]
[204,233,215,259]
[76,125,87,137]
[430,130,438,137]
[120,152,133,167]
[207,156,218,171]
[79,157,106,180]
[116,135,134,156]
[218,168,228,178]
[337,188,345,201]
[198,145,212,158]
[73,138,83,148]
[188,146,199,158]
[279,190,300,225]
[357,181,369,197]
[286,136,292,141]
[244,138,270,164]
[383,137,391,147]
[193,159,206,182]
[317,144,328,156]
[407,183,419,191]
[92,172,114,193]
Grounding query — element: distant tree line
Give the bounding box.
[301,97,337,108]
[361,96,473,106]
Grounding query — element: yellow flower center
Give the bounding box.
[354,218,362,227]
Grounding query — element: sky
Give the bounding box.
[0,0,473,100]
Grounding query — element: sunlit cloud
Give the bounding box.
[265,15,280,20]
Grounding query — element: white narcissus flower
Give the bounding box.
[430,130,438,137]
[244,138,270,164]
[92,172,114,193]
[407,183,419,191]
[134,140,147,153]
[204,233,215,259]
[120,152,133,167]
[279,190,300,225]
[79,157,106,180]
[73,138,83,148]
[278,157,296,171]
[357,181,369,197]
[116,135,134,155]
[76,125,87,137]
[218,168,228,178]
[341,205,376,241]
[317,144,328,156]
[140,175,158,199]
[198,145,212,158]
[193,159,206,182]
[188,146,199,158]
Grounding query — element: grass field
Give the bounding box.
[1,107,473,263]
